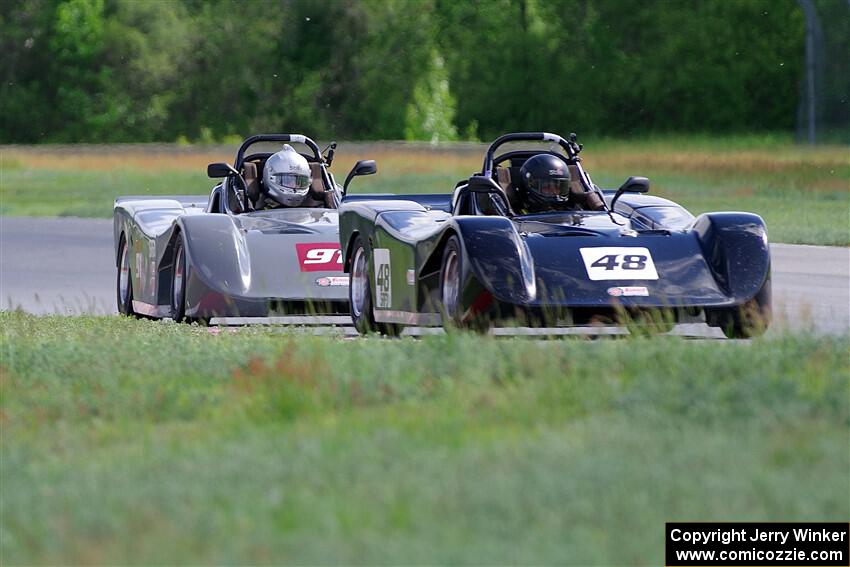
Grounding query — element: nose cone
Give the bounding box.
[516,234,729,307]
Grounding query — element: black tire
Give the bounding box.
[440,235,491,333]
[708,277,772,339]
[348,236,401,337]
[171,237,188,322]
[116,234,137,317]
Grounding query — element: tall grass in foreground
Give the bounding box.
[1,313,848,564]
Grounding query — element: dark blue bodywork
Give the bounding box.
[338,133,771,335]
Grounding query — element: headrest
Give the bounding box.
[496,166,512,192]
[567,164,584,195]
[242,161,261,203]
[567,164,604,211]
[495,167,520,213]
[309,163,325,195]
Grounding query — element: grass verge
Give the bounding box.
[1,312,848,564]
[1,137,848,245]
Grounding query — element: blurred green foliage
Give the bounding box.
[1,0,846,143]
[404,50,459,142]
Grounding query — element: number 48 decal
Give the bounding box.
[373,248,392,308]
[590,254,647,271]
[580,247,658,281]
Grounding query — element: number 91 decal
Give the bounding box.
[579,247,658,280]
[295,243,343,272]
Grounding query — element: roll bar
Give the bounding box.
[481,131,609,216]
[235,134,322,168]
[481,132,583,176]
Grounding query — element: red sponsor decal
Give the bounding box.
[295,242,343,272]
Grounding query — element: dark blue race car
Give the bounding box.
[339,132,771,338]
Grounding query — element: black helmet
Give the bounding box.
[519,154,571,212]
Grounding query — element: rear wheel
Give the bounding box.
[116,234,137,317]
[171,237,188,322]
[349,236,400,336]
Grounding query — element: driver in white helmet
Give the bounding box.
[258,144,317,209]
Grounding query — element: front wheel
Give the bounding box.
[440,235,490,333]
[349,236,400,337]
[707,277,772,339]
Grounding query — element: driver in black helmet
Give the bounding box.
[517,153,605,213]
[517,153,574,213]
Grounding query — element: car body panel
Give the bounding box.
[115,196,348,318]
[339,190,770,327]
[113,134,352,320]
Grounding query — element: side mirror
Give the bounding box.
[343,160,377,194]
[207,162,239,178]
[610,176,649,211]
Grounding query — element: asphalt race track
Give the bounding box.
[1,217,848,337]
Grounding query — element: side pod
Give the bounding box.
[692,212,770,303]
[174,214,260,317]
[453,216,536,304]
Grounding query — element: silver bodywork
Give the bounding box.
[113,195,348,319]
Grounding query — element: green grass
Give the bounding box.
[0,167,211,217]
[2,313,848,564]
[2,137,849,244]
[590,169,849,246]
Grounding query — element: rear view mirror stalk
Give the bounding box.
[322,141,337,167]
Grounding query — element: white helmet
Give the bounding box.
[262,144,313,207]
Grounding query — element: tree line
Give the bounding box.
[1,0,847,144]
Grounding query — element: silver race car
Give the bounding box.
[113,134,376,323]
